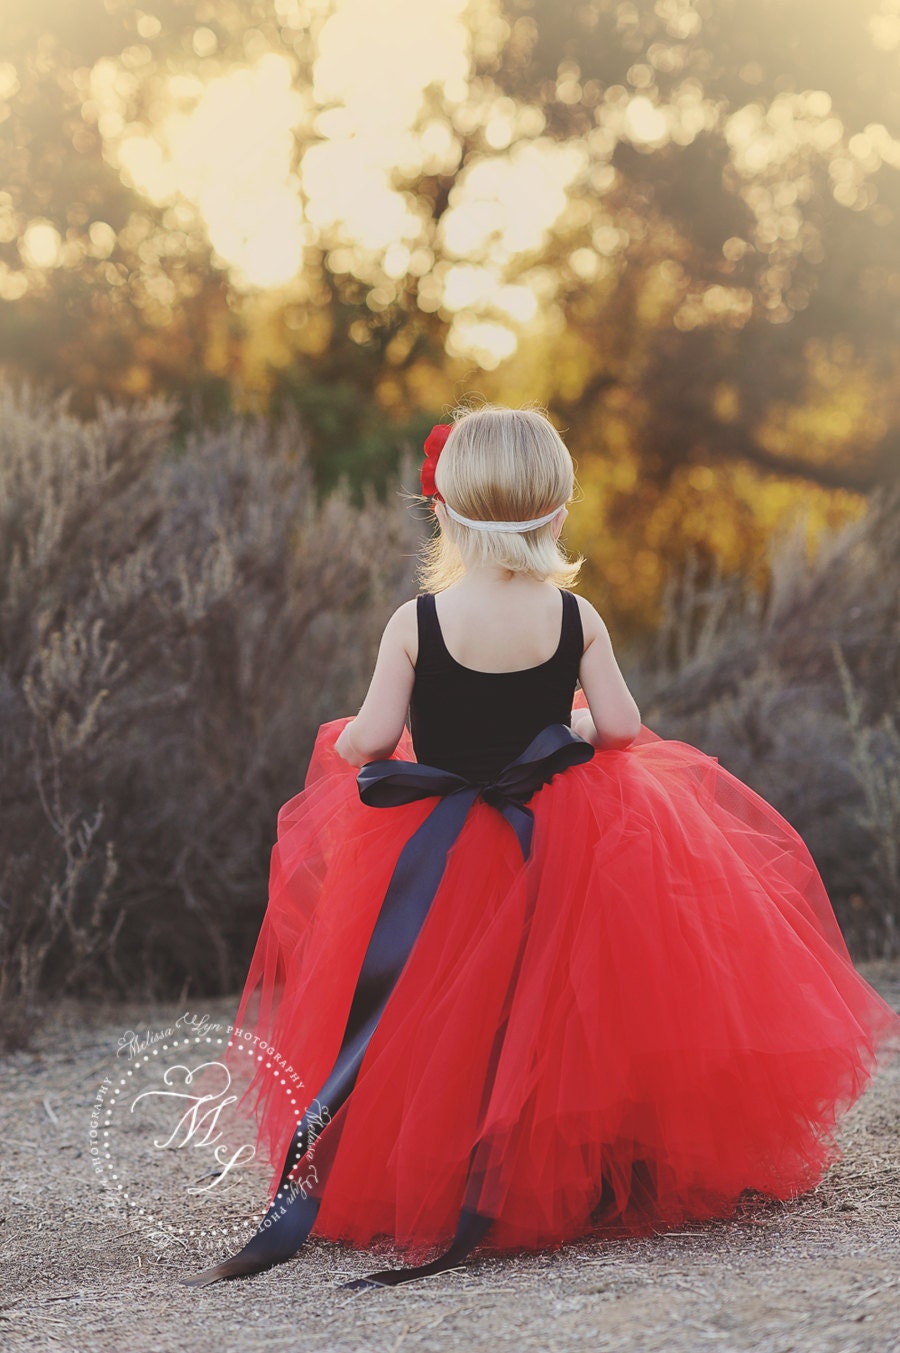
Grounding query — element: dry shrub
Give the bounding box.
[0,381,419,1049]
[633,485,900,958]
[834,645,900,956]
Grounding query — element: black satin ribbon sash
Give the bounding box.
[183,723,592,1287]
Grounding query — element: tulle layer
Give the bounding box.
[227,697,900,1261]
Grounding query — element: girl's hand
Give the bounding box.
[335,720,364,766]
[570,708,596,744]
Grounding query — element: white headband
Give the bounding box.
[443,503,564,533]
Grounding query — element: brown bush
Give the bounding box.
[633,486,900,959]
[0,381,419,1049]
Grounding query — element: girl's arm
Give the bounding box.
[572,596,642,750]
[334,600,418,766]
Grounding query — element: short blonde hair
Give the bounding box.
[417,403,583,592]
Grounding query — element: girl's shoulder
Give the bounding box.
[382,597,420,666]
[571,592,608,651]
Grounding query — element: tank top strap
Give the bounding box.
[557,588,585,670]
[415,592,444,673]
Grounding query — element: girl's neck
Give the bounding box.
[453,564,552,590]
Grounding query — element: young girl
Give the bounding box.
[185,404,900,1290]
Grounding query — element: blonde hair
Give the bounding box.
[417,403,584,592]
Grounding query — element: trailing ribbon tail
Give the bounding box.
[181,724,593,1288]
[181,789,478,1287]
[181,1004,383,1285]
[341,1206,496,1290]
[342,761,561,1289]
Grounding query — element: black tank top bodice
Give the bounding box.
[408,589,584,784]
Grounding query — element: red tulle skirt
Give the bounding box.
[226,693,900,1262]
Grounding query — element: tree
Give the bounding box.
[3,0,899,631]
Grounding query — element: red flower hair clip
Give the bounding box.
[421,423,451,499]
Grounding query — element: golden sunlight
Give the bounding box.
[116,54,307,289]
[99,0,585,364]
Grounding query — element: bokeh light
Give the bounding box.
[115,53,307,289]
[89,0,592,362]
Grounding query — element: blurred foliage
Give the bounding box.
[629,481,900,959]
[0,379,420,1048]
[1,0,899,635]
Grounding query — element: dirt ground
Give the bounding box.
[1,964,898,1353]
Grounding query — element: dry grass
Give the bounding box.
[0,970,897,1353]
[0,380,419,1049]
[634,488,900,958]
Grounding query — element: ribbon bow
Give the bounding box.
[359,720,593,860]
